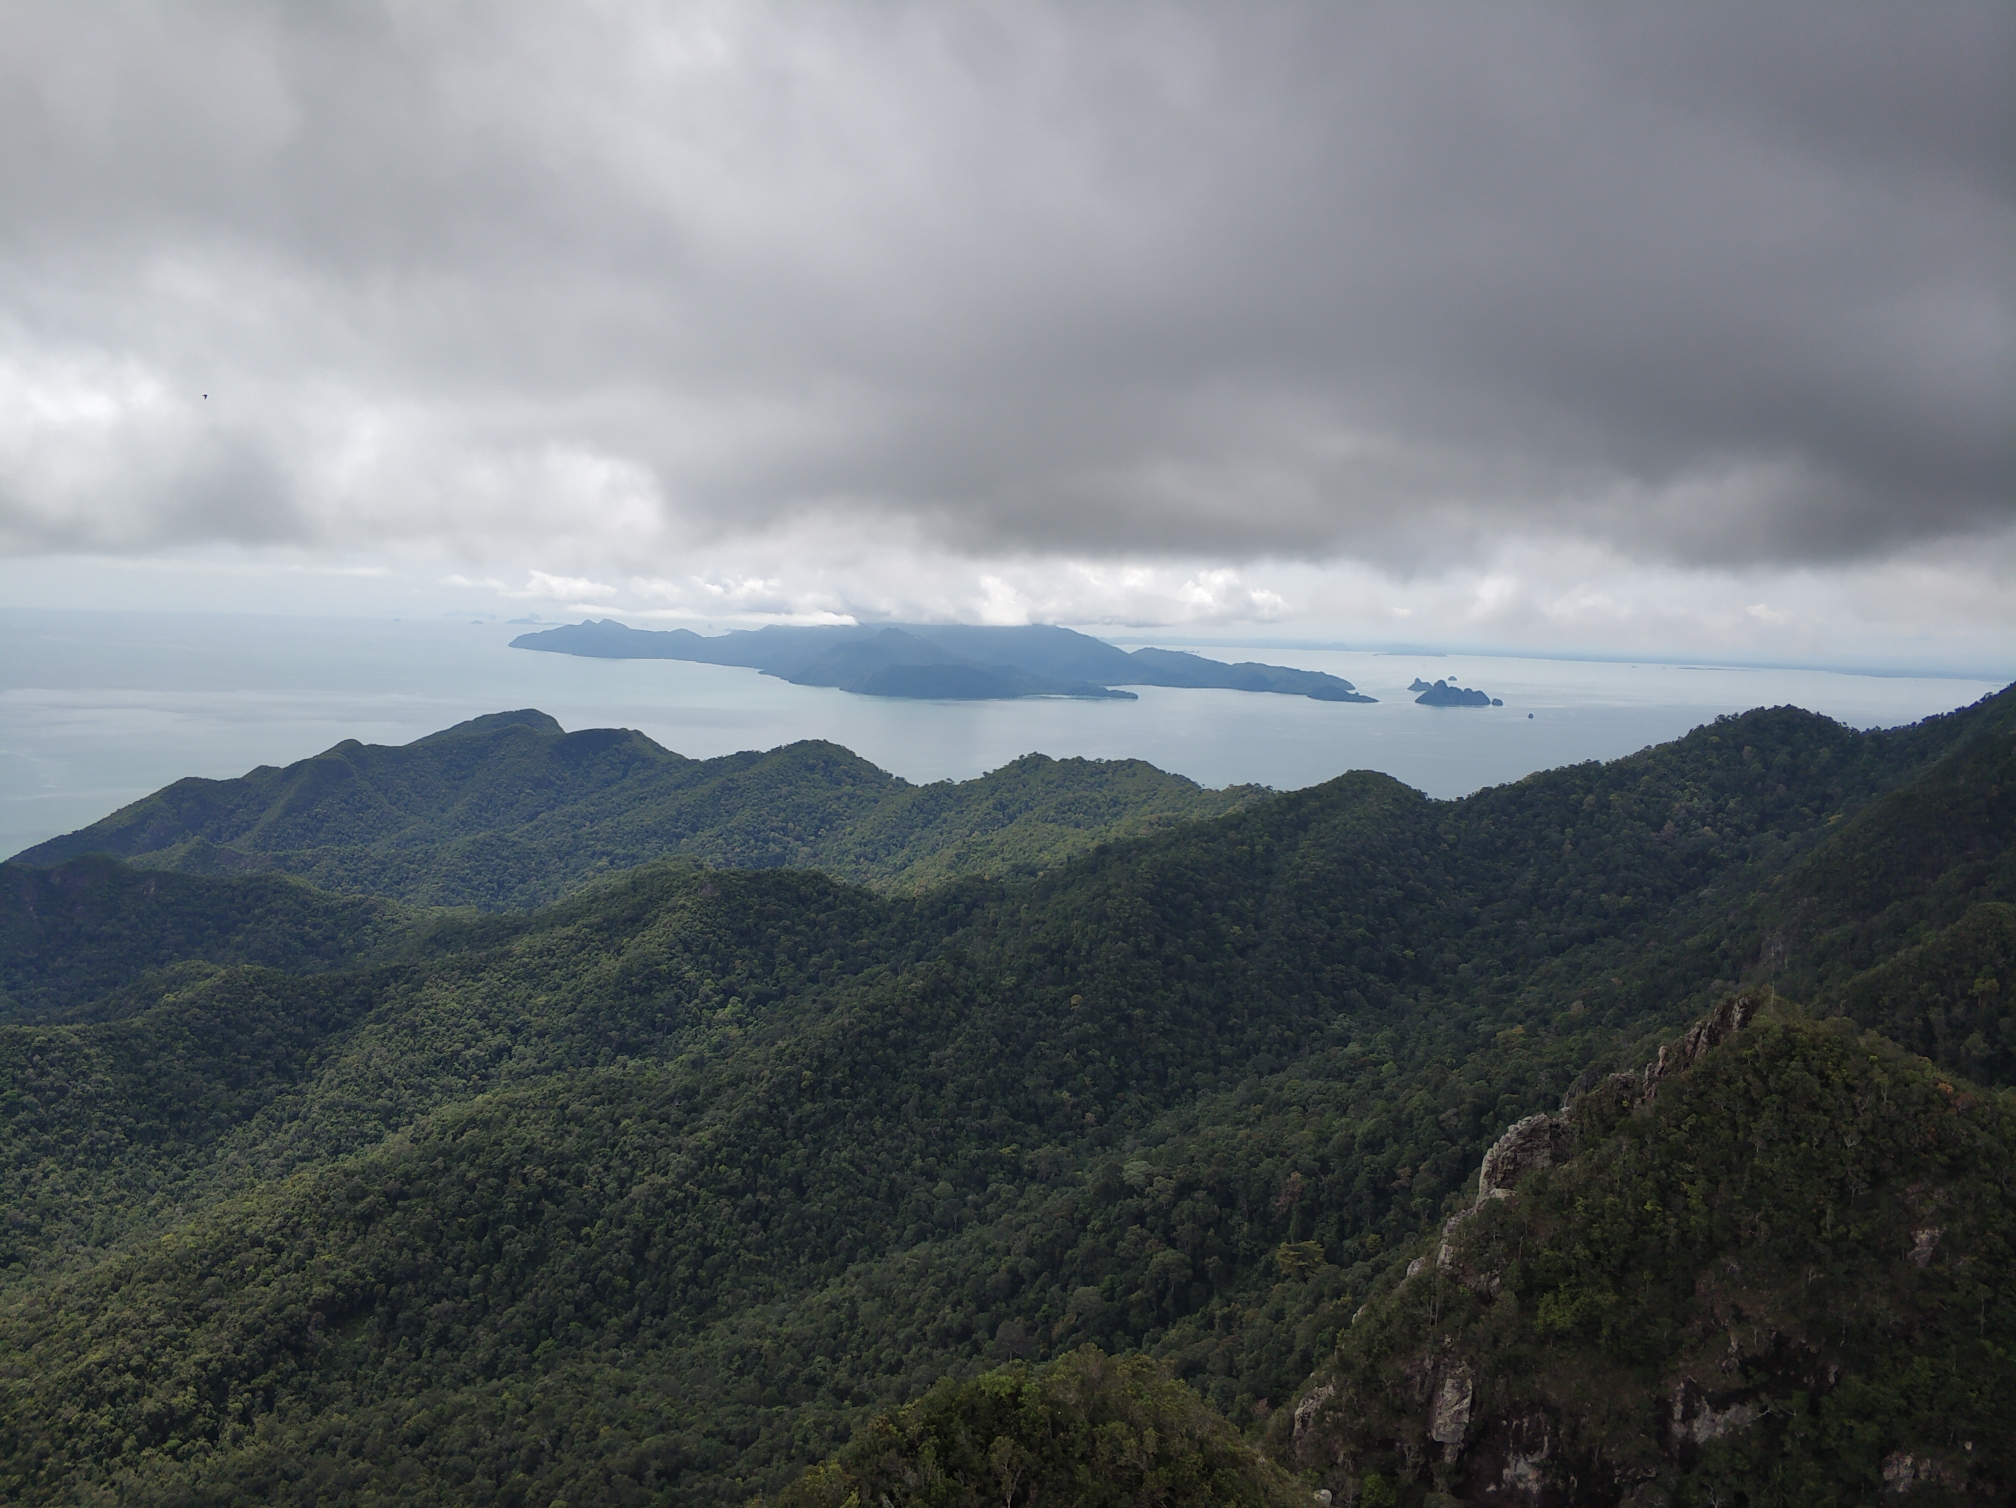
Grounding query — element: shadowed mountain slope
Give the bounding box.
[0,855,408,1023]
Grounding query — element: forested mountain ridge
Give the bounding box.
[0,688,2006,1505]
[1286,995,2014,1504]
[1568,681,2016,1087]
[10,709,1263,909]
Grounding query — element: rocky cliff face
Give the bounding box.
[1424,994,1768,1305]
[1641,991,1763,1096]
[1475,1112,1569,1200]
[1281,994,2012,1505]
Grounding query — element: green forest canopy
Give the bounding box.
[11,710,1263,910]
[0,686,2007,1504]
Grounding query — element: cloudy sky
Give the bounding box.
[1,2,2010,670]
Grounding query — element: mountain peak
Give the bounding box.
[415,709,566,742]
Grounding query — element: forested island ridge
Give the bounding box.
[510,618,1376,702]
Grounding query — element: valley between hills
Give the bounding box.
[1,688,2011,1506]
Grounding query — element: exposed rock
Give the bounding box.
[1474,1410,1557,1504]
[1589,1070,1644,1114]
[1643,991,1766,1098]
[1668,1379,1761,1451]
[1430,1104,1577,1295]
[1436,1204,1475,1267]
[1397,998,1777,1380]
[1491,1419,1548,1499]
[1501,1443,1548,1497]
[1476,1113,1568,1201]
[1292,1383,1336,1450]
[1908,1227,1941,1268]
[1883,1451,1963,1494]
[1432,1205,1504,1297]
[1430,1363,1474,1449]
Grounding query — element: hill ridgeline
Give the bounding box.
[0,684,2007,1505]
[10,709,1265,911]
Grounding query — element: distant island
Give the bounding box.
[511,619,1376,703]
[1410,676,1502,707]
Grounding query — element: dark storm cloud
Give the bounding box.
[0,1,2008,567]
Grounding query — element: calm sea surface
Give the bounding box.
[2,609,2004,860]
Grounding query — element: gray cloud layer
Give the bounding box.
[1,2,2009,570]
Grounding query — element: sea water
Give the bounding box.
[1,609,2004,859]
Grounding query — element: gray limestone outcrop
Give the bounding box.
[1475,1112,1570,1202]
[1643,991,1764,1098]
[1298,992,1793,1504]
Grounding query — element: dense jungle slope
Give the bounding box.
[10,709,1262,909]
[772,1346,1302,1508]
[1287,995,2014,1505]
[0,856,409,1023]
[0,688,2006,1506]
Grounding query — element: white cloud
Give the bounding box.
[0,3,2006,668]
[514,570,617,601]
[1,522,2011,677]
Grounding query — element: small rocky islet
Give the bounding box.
[1409,676,1503,707]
